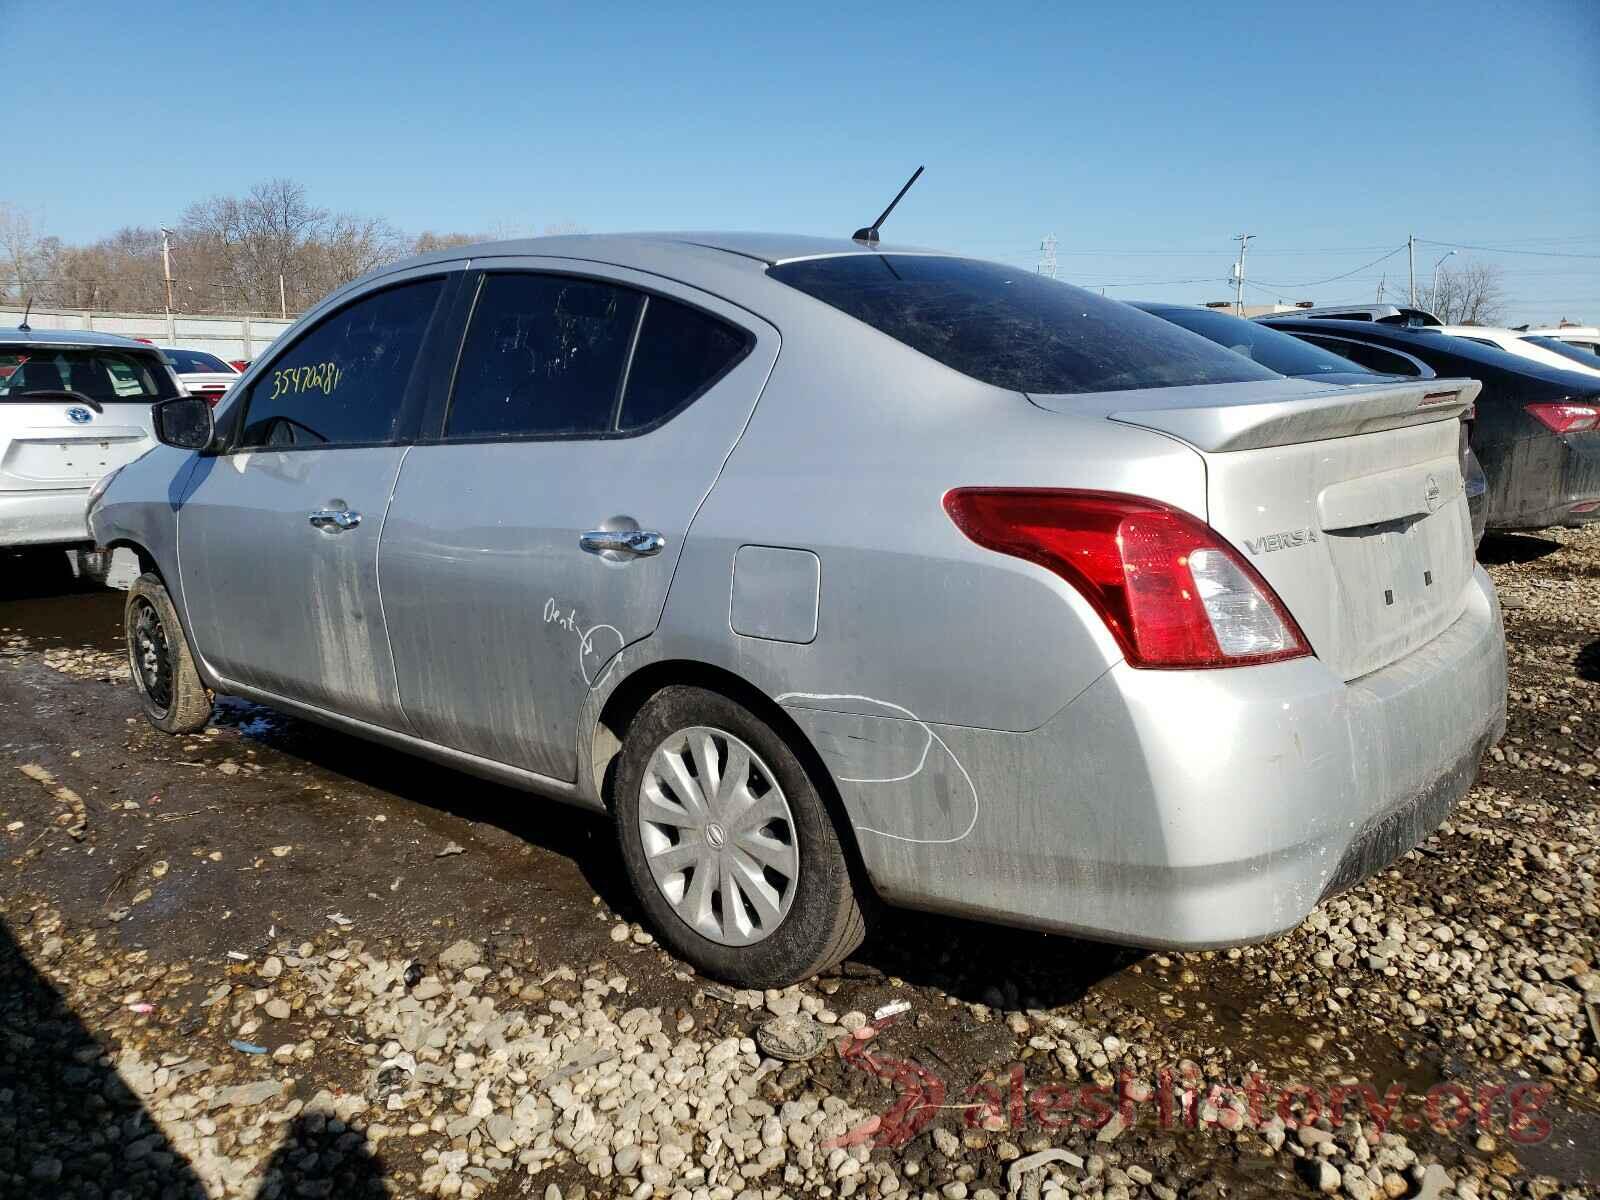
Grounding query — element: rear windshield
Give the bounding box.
[0,347,176,402]
[768,255,1279,394]
[164,348,234,374]
[1140,305,1377,378]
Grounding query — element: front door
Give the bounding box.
[380,264,778,780]
[177,272,455,727]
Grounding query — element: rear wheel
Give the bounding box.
[612,685,866,987]
[125,573,212,734]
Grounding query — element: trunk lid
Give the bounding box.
[0,399,157,492]
[1033,377,1482,681]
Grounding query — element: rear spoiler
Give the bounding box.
[1107,378,1481,453]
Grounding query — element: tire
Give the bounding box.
[125,572,212,734]
[612,685,866,987]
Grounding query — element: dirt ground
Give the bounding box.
[1,530,1596,1200]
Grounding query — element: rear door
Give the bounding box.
[380,262,778,781]
[176,268,460,726]
[0,344,167,503]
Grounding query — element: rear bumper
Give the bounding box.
[0,488,93,547]
[1481,430,1600,530]
[795,567,1506,947]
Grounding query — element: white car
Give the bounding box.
[160,347,242,407]
[1,328,169,548]
[1440,325,1600,379]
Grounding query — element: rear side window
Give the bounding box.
[1140,306,1375,378]
[0,348,177,402]
[619,296,750,430]
[445,273,749,439]
[1299,336,1424,378]
[768,256,1277,394]
[237,278,445,449]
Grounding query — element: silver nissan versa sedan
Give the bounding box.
[89,234,1508,986]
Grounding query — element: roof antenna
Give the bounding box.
[852,166,924,245]
[17,296,32,333]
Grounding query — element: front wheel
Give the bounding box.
[612,685,866,987]
[125,573,212,734]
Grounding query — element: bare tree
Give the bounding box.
[1415,259,1507,326]
[5,183,583,316]
[0,202,47,301]
[412,230,486,254]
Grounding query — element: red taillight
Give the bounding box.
[943,488,1312,669]
[1525,401,1599,433]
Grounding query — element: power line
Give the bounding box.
[1416,238,1600,260]
[1248,245,1408,291]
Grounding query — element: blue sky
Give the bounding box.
[4,0,1597,323]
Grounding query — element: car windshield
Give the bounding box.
[768,255,1279,394]
[1525,336,1600,369]
[1139,305,1375,378]
[164,349,234,373]
[0,346,176,402]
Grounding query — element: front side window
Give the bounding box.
[768,255,1278,395]
[237,278,444,449]
[0,347,177,402]
[445,274,751,439]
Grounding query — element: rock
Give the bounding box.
[439,939,482,970]
[610,923,631,942]
[933,1126,961,1158]
[260,955,283,979]
[30,1157,63,1183]
[264,998,291,1020]
[1299,1158,1340,1194]
[614,1145,642,1175]
[1095,1113,1126,1143]
[756,1013,829,1062]
[1415,1164,1451,1200]
[211,1079,287,1109]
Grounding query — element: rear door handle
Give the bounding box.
[580,529,665,557]
[308,508,362,532]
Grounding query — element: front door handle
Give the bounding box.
[308,508,362,532]
[580,529,665,558]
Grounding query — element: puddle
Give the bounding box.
[0,548,142,653]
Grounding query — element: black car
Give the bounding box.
[1139,303,1489,543]
[1261,317,1600,533]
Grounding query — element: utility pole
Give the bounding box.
[160,227,176,341]
[1376,273,1386,303]
[279,274,288,320]
[1036,234,1058,280]
[1232,233,1254,317]
[1407,234,1416,306]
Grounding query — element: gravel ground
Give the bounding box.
[0,530,1596,1200]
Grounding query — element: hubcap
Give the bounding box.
[638,726,799,947]
[130,599,173,712]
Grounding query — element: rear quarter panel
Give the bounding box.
[599,308,1210,736]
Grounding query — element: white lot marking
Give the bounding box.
[775,692,978,845]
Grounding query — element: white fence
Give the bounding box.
[0,305,295,362]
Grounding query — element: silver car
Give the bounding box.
[90,234,1508,986]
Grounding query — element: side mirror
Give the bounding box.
[153,396,216,451]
